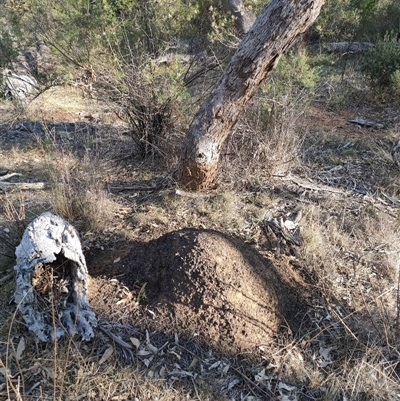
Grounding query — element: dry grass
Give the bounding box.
[1,70,400,400]
[221,92,307,189]
[44,149,116,233]
[27,86,114,123]
[0,334,221,401]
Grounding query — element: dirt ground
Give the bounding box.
[87,228,311,354]
[0,89,397,354]
[1,85,400,399]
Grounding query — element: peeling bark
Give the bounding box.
[14,212,97,342]
[178,0,325,190]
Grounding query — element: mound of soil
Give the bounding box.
[88,228,311,353]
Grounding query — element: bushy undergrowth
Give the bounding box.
[317,0,400,42]
[96,51,192,162]
[362,39,400,89]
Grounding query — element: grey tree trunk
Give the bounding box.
[177,0,325,190]
[226,0,256,36]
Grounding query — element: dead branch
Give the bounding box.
[0,182,47,191]
[391,141,400,170]
[0,173,22,181]
[280,175,349,194]
[0,172,47,191]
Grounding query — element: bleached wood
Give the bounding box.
[0,182,47,191]
[14,212,97,341]
[0,173,22,181]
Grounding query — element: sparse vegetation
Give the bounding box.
[1,0,400,400]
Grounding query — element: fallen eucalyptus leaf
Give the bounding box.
[208,360,221,370]
[99,346,114,365]
[138,350,152,356]
[147,343,158,354]
[130,337,140,349]
[278,382,297,391]
[16,337,25,361]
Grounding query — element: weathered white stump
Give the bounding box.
[14,212,97,341]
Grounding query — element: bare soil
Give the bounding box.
[303,103,400,139]
[87,228,311,354]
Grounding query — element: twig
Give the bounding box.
[0,252,14,260]
[229,364,277,400]
[108,185,158,192]
[98,325,133,350]
[396,259,400,338]
[0,358,23,401]
[391,141,400,170]
[175,189,214,198]
[381,192,400,207]
[0,272,14,284]
[280,175,349,194]
[330,307,360,342]
[0,234,17,251]
[30,82,63,103]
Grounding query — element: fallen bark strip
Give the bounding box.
[349,117,384,129]
[175,189,214,198]
[98,325,133,350]
[0,172,47,191]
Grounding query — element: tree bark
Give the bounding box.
[177,0,325,190]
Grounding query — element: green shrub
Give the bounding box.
[316,0,361,41]
[362,39,400,87]
[390,69,400,94]
[271,49,319,96]
[317,0,400,42]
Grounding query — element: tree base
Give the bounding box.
[178,159,219,191]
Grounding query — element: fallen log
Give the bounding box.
[14,212,97,341]
[0,172,47,191]
[349,117,384,129]
[0,182,47,191]
[324,42,374,53]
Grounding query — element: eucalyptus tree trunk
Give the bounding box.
[177,0,325,190]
